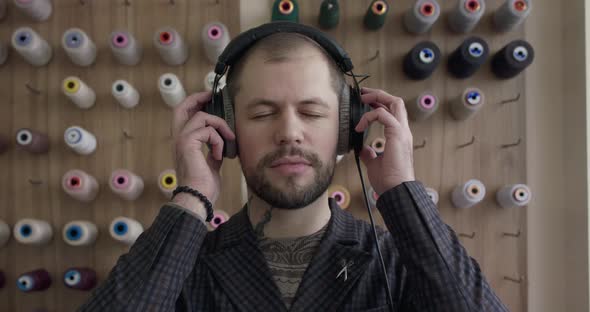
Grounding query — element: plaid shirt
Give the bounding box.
[78,181,508,311]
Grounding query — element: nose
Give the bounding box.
[273,109,304,147]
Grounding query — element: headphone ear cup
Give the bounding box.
[337,84,351,155]
[203,88,239,159]
[349,85,368,154]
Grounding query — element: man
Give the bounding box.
[79,28,508,311]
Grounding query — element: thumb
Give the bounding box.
[206,151,223,172]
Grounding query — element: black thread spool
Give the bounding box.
[448,36,489,79]
[491,39,534,79]
[318,0,340,29]
[403,41,441,80]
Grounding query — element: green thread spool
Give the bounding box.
[272,0,299,23]
[364,0,389,30]
[318,0,340,29]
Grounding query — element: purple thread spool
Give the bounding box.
[16,269,51,292]
[63,267,97,291]
[112,32,128,48]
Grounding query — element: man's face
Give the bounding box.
[234,47,340,209]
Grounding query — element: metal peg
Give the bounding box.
[413,139,427,150]
[123,129,134,139]
[501,137,522,149]
[25,82,41,95]
[503,275,524,283]
[499,93,521,105]
[457,136,476,149]
[502,230,521,237]
[28,178,43,185]
[458,231,476,239]
[369,50,380,62]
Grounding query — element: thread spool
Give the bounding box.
[112,80,140,109]
[451,179,486,208]
[61,28,96,66]
[318,0,340,29]
[204,71,226,92]
[0,219,10,248]
[425,187,439,205]
[0,270,4,289]
[0,0,6,21]
[16,269,51,292]
[11,27,52,66]
[491,40,534,79]
[62,221,98,246]
[159,73,186,108]
[153,27,188,66]
[62,169,99,202]
[109,217,143,245]
[328,184,351,209]
[370,137,386,156]
[62,76,96,109]
[158,169,177,198]
[496,183,531,208]
[201,22,230,64]
[210,209,229,230]
[64,126,97,155]
[407,92,438,121]
[110,30,142,66]
[404,0,440,34]
[0,41,7,66]
[448,0,485,33]
[109,169,144,201]
[13,0,52,22]
[0,134,9,154]
[450,87,484,120]
[364,0,389,30]
[367,187,379,209]
[494,0,531,32]
[448,36,489,79]
[63,268,97,291]
[13,219,53,245]
[15,128,49,154]
[272,0,299,23]
[336,154,344,163]
[403,41,441,80]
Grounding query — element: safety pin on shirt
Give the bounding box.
[337,260,355,282]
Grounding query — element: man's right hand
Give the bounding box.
[171,91,236,217]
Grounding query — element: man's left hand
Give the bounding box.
[354,87,416,195]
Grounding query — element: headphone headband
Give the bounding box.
[214,21,354,75]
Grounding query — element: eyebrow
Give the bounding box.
[245,97,331,110]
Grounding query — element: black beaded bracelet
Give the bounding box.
[172,186,214,222]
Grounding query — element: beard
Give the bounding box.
[242,145,336,210]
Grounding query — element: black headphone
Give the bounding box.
[204,21,368,159]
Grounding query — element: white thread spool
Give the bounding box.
[13,0,52,22]
[203,71,226,92]
[112,80,140,109]
[62,28,96,67]
[153,27,188,66]
[64,126,97,155]
[210,209,229,230]
[328,184,351,209]
[109,169,144,201]
[62,169,99,202]
[62,221,98,246]
[0,220,10,248]
[110,30,142,66]
[0,41,7,65]
[62,76,96,109]
[451,179,486,208]
[13,218,53,245]
[404,0,441,34]
[493,0,531,32]
[425,187,439,205]
[158,169,177,198]
[109,217,143,245]
[450,87,484,121]
[448,0,485,33]
[496,183,531,208]
[407,92,438,121]
[201,22,230,64]
[158,73,186,108]
[11,27,52,66]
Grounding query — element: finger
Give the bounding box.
[181,111,235,141]
[172,91,213,138]
[359,145,378,171]
[390,97,409,127]
[355,107,401,133]
[206,150,223,172]
[360,89,409,128]
[182,126,225,160]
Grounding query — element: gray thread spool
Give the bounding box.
[425,187,439,205]
[62,28,96,67]
[13,0,52,22]
[407,92,438,121]
[404,0,441,34]
[496,184,531,208]
[0,41,7,65]
[153,27,188,66]
[448,0,485,33]
[451,179,486,208]
[15,128,49,154]
[110,30,142,66]
[201,22,230,64]
[450,87,484,120]
[11,27,52,66]
[493,0,532,32]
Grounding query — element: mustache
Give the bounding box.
[260,146,322,169]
